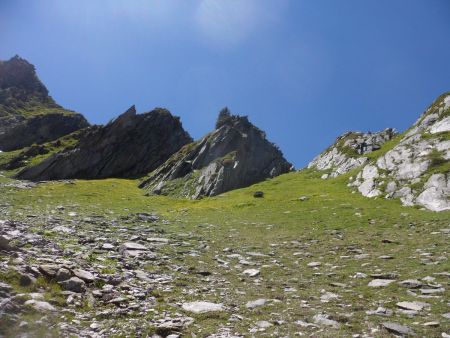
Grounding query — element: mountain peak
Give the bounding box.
[0,55,55,109]
[140,109,292,199]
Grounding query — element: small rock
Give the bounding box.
[253,191,264,198]
[381,322,416,336]
[420,288,445,295]
[368,279,396,287]
[73,269,95,283]
[243,269,260,277]
[246,299,267,309]
[255,321,273,329]
[0,236,15,251]
[396,301,428,312]
[101,243,115,250]
[366,307,393,316]
[55,268,72,282]
[307,262,321,268]
[313,314,340,328]
[422,321,439,327]
[60,277,86,293]
[39,264,59,278]
[320,291,339,303]
[182,301,224,314]
[121,242,147,251]
[399,279,423,289]
[24,300,56,312]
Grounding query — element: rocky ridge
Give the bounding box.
[350,93,450,211]
[140,108,292,198]
[16,106,193,180]
[308,93,449,211]
[0,56,89,151]
[307,128,397,178]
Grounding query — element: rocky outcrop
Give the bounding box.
[307,129,397,178]
[0,113,88,151]
[0,56,89,151]
[349,93,450,211]
[16,106,192,180]
[140,108,292,199]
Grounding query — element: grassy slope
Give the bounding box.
[1,162,449,336]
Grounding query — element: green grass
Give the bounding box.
[1,161,449,336]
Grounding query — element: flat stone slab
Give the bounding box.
[73,269,95,283]
[399,279,422,288]
[101,243,115,250]
[146,237,169,243]
[121,242,147,251]
[25,300,56,312]
[368,279,396,287]
[381,322,416,336]
[243,269,260,277]
[182,301,224,314]
[396,301,428,312]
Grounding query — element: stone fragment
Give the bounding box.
[73,269,95,283]
[313,314,340,328]
[60,277,86,293]
[24,300,56,312]
[368,279,396,287]
[121,242,147,251]
[182,301,224,314]
[399,279,422,289]
[381,322,416,336]
[55,268,72,282]
[396,301,428,312]
[246,299,267,309]
[39,264,59,278]
[243,269,260,277]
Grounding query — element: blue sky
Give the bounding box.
[1,0,449,167]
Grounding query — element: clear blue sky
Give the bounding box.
[1,0,449,167]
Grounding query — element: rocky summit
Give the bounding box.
[16,106,192,180]
[140,108,292,198]
[0,56,88,151]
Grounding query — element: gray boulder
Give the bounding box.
[140,109,292,198]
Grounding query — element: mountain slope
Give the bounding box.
[307,128,397,178]
[140,108,292,198]
[350,93,450,211]
[16,106,192,180]
[0,56,89,151]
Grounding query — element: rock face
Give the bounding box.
[140,108,292,199]
[307,128,397,178]
[0,56,89,151]
[350,93,450,211]
[16,106,192,180]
